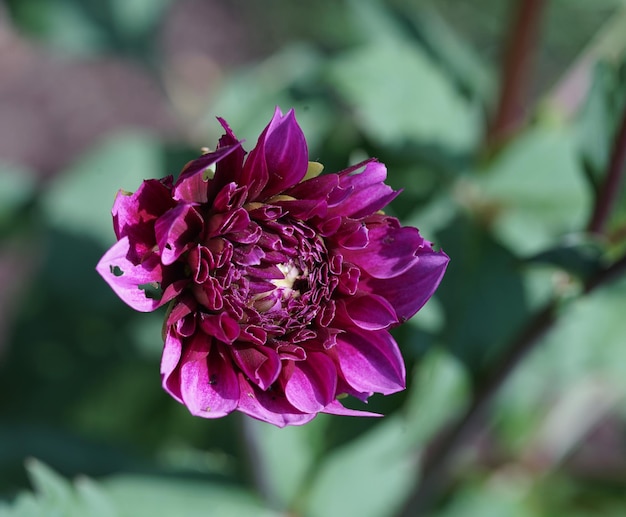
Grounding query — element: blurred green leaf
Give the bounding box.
[474,125,591,255]
[0,459,117,517]
[437,476,534,517]
[109,0,172,39]
[241,417,322,510]
[435,214,529,374]
[0,163,38,242]
[303,417,414,517]
[495,274,626,453]
[524,233,606,281]
[403,348,470,447]
[388,3,494,103]
[328,0,481,153]
[41,132,162,246]
[103,475,276,517]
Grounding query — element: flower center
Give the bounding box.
[272,262,306,298]
[252,261,308,313]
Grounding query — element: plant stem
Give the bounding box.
[396,252,626,517]
[486,0,547,147]
[587,102,626,235]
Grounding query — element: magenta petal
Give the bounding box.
[161,331,183,403]
[236,374,315,427]
[96,237,171,312]
[341,217,425,278]
[155,204,204,265]
[284,352,337,412]
[112,179,174,239]
[341,293,398,330]
[333,161,400,218]
[231,344,281,390]
[322,400,382,418]
[175,144,242,189]
[199,312,240,344]
[334,329,405,395]
[364,249,449,321]
[180,337,239,418]
[260,108,308,197]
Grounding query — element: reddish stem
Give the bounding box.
[587,103,626,235]
[487,0,547,146]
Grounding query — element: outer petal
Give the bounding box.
[322,400,382,418]
[284,352,337,413]
[180,337,239,418]
[337,293,398,331]
[340,216,425,279]
[154,204,204,265]
[242,108,308,201]
[231,344,281,390]
[332,161,400,218]
[113,178,174,239]
[363,249,449,321]
[96,237,174,312]
[236,374,315,427]
[209,117,247,199]
[261,108,308,197]
[174,142,241,190]
[161,330,183,403]
[333,329,406,395]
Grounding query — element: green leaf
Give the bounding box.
[403,348,470,447]
[303,417,414,517]
[0,162,37,239]
[435,214,529,374]
[474,125,591,255]
[437,479,535,517]
[41,132,162,246]
[109,0,172,38]
[389,3,494,103]
[0,459,117,517]
[524,233,606,281]
[240,417,321,510]
[495,274,626,452]
[103,475,276,517]
[328,1,481,153]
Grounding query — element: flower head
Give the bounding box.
[97,107,448,426]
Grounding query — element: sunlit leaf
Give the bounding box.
[474,125,591,255]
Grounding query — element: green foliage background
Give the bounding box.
[1,0,626,515]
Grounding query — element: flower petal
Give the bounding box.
[96,237,175,312]
[334,329,405,395]
[242,108,308,201]
[260,107,308,197]
[284,352,337,412]
[333,161,400,218]
[113,178,174,240]
[340,216,425,278]
[161,330,183,403]
[363,249,449,321]
[236,374,315,427]
[322,400,382,418]
[339,293,398,330]
[180,337,239,418]
[155,204,204,265]
[231,344,281,391]
[199,312,240,344]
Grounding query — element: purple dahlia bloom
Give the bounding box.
[97,108,448,426]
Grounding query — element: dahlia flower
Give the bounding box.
[97,108,448,426]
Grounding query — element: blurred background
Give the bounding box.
[1,0,626,515]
